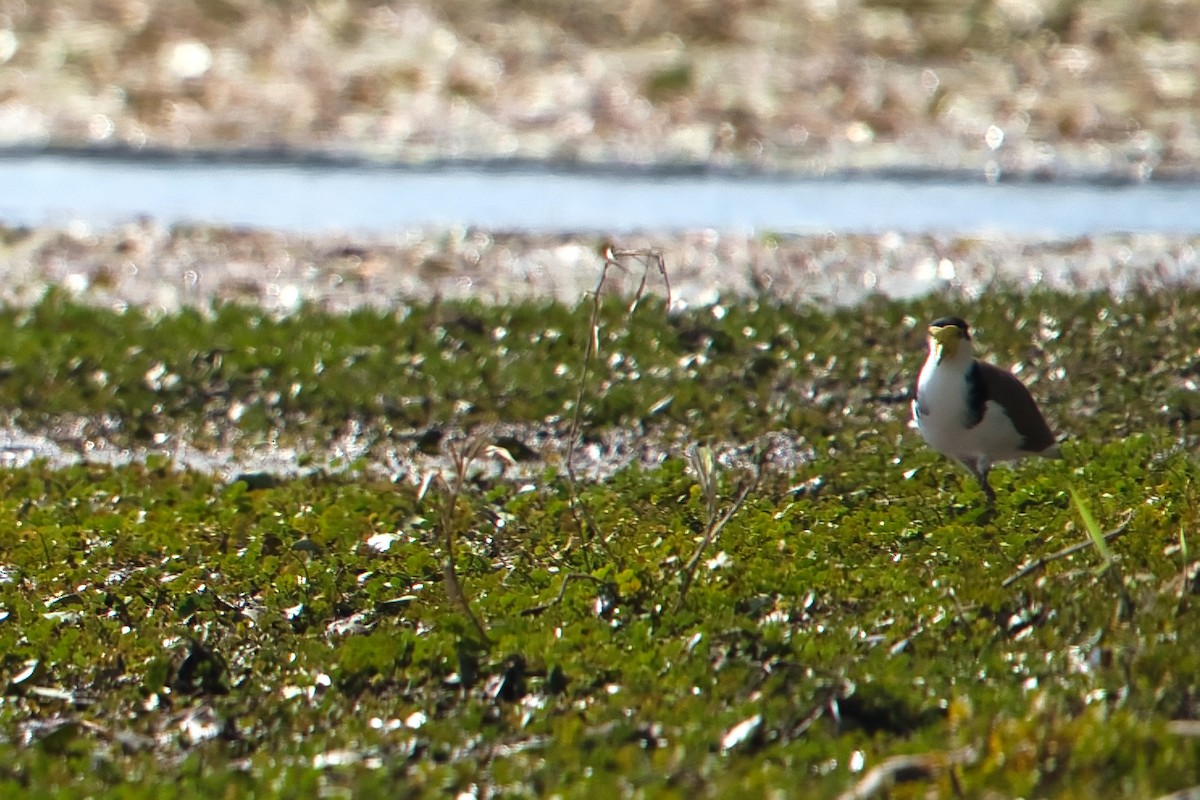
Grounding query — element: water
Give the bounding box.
[2,152,1199,236]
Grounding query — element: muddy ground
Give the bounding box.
[2,223,1197,312]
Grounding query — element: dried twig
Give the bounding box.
[521,572,614,616]
[1002,510,1133,588]
[563,247,670,555]
[675,445,757,609]
[1167,720,1200,737]
[1175,526,1193,616]
[1154,786,1200,800]
[435,437,491,646]
[836,746,979,800]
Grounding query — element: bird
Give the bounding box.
[912,316,1060,507]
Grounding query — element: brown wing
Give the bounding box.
[977,361,1056,451]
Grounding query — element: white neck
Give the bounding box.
[926,337,975,372]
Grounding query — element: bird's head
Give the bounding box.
[928,316,972,362]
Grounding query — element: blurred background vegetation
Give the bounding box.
[0,0,1195,174]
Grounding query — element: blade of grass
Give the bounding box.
[1071,487,1134,621]
[1071,487,1112,572]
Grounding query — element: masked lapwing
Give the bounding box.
[912,316,1060,507]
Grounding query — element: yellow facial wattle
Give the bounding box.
[929,325,961,359]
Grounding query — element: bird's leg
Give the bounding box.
[974,461,996,508]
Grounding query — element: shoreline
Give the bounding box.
[1,222,1195,313]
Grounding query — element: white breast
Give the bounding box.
[914,356,1026,465]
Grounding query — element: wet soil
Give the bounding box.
[4,222,1197,313]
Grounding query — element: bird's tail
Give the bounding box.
[1042,437,1066,460]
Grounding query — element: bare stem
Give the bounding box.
[835,746,979,800]
[676,445,757,610]
[437,437,491,646]
[563,247,670,558]
[1003,510,1133,588]
[521,572,614,616]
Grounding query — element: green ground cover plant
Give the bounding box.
[0,285,1199,797]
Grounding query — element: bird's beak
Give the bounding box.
[929,325,961,358]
